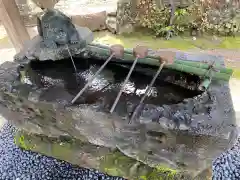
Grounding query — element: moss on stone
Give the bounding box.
[14,131,149,178]
[99,151,152,179]
[99,151,191,180]
[14,130,190,179]
[14,131,35,150]
[14,131,104,166]
[141,165,178,180]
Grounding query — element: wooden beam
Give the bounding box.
[0,0,30,52]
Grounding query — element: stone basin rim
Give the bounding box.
[18,54,204,118]
[0,48,236,179]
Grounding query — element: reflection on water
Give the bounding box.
[20,58,201,110]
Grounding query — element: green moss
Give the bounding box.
[99,151,185,180]
[100,151,152,179]
[14,132,34,150]
[51,141,76,160]
[15,131,88,165]
[140,165,178,180]
[14,130,189,180]
[15,131,73,158]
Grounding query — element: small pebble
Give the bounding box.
[213,138,240,179]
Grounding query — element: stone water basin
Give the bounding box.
[25,57,200,113]
[0,46,238,179]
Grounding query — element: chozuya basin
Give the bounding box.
[0,41,237,179]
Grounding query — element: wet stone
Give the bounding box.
[0,38,238,179]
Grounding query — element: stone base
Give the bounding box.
[14,130,196,179]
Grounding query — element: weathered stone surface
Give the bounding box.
[14,25,93,62]
[106,16,118,34]
[14,130,193,179]
[31,0,59,9]
[37,9,84,48]
[14,9,94,62]
[0,44,238,178]
[115,0,136,34]
[71,11,107,31]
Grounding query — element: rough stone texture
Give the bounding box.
[14,130,198,179]
[14,130,155,179]
[31,0,59,9]
[113,81,238,175]
[13,9,94,62]
[106,16,118,34]
[0,41,238,179]
[115,0,135,34]
[37,9,84,48]
[53,0,117,32]
[12,0,43,26]
[0,123,125,180]
[71,11,107,31]
[14,25,93,62]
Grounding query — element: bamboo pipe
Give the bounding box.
[85,44,233,81]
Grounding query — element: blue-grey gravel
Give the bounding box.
[0,123,125,180]
[212,138,240,180]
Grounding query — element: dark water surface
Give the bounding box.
[24,57,201,113]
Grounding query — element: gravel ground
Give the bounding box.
[212,137,240,180]
[0,123,125,180]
